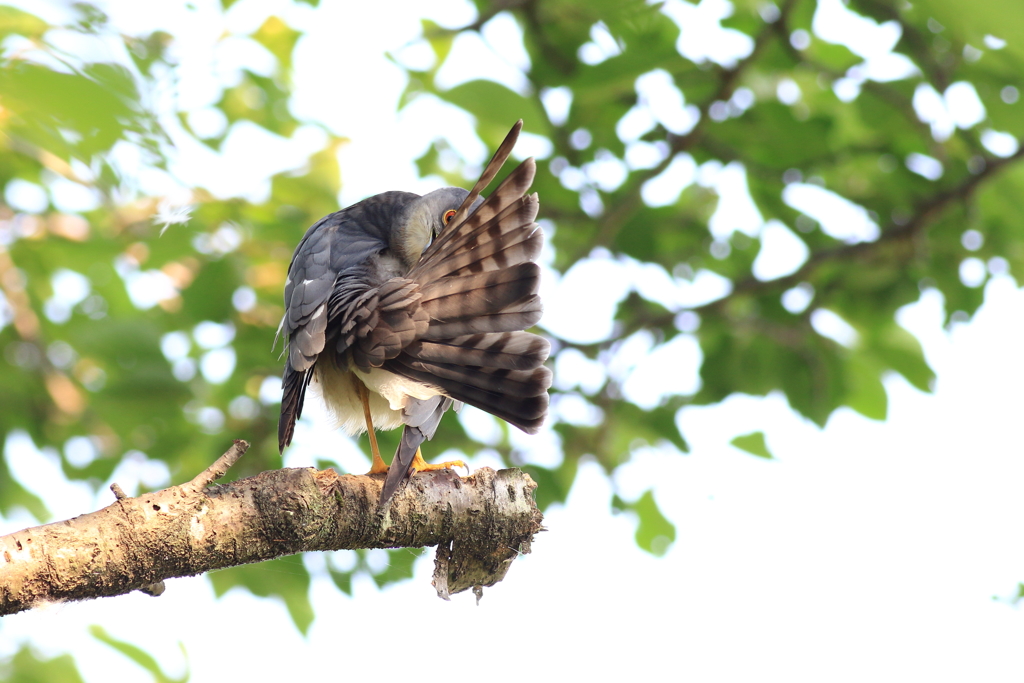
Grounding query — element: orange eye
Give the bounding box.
[443,209,457,225]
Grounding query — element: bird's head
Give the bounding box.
[392,186,479,268]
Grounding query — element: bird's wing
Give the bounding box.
[377,156,549,506]
[277,201,401,452]
[386,157,551,434]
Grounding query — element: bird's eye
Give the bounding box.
[442,209,457,225]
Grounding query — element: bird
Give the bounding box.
[276,121,551,508]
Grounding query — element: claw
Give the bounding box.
[410,448,469,476]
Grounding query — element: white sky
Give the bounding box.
[4,0,1024,681]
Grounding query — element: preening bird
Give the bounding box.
[277,121,551,508]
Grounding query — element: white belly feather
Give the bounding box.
[311,351,444,435]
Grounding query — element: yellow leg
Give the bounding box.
[410,447,469,475]
[357,381,388,474]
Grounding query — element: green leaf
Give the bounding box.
[713,103,833,169]
[844,354,888,421]
[0,61,146,160]
[251,16,301,72]
[421,19,455,68]
[0,5,48,42]
[327,562,353,596]
[910,0,1024,63]
[1,645,87,683]
[523,456,579,510]
[436,80,549,143]
[873,324,935,394]
[730,431,773,459]
[371,548,423,588]
[89,626,189,683]
[626,489,676,556]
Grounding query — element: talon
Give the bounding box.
[410,447,467,475]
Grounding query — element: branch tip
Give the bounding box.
[110,483,127,500]
[187,439,249,492]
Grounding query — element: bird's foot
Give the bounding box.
[411,448,469,475]
[367,452,389,475]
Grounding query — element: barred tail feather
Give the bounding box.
[419,263,539,321]
[428,216,542,278]
[387,356,550,433]
[445,120,523,228]
[385,127,551,436]
[406,332,550,370]
[418,160,538,269]
[421,297,542,340]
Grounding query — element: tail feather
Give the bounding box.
[387,356,549,433]
[428,216,541,278]
[382,127,552,443]
[430,196,537,267]
[444,160,537,237]
[421,297,542,340]
[445,120,523,229]
[419,263,539,321]
[417,160,537,270]
[401,357,548,398]
[406,332,549,370]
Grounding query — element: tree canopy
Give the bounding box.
[2,0,1023,678]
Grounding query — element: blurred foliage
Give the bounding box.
[89,626,190,683]
[0,645,86,683]
[1,0,1023,665]
[731,431,773,459]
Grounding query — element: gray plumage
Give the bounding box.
[277,121,551,507]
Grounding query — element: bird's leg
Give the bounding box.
[410,447,469,475]
[357,380,388,474]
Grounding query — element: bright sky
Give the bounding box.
[4,0,1024,681]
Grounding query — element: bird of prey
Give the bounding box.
[277,121,551,508]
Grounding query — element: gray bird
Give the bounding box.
[277,121,551,507]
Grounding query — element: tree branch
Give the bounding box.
[0,441,543,616]
[694,142,1024,314]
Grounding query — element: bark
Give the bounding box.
[0,440,544,616]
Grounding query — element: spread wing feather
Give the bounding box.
[380,156,550,434]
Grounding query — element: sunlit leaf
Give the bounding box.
[623,489,676,556]
[0,5,48,42]
[252,16,301,72]
[1,645,87,683]
[730,431,773,459]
